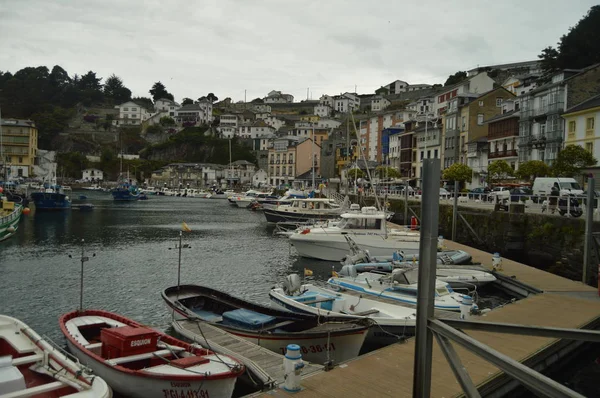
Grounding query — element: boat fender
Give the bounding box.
[300,228,310,235]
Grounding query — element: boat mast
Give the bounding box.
[311,123,315,191]
[69,239,95,313]
[229,138,232,188]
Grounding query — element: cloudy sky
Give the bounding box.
[0,0,596,102]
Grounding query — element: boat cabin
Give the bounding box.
[336,206,386,233]
[283,198,339,212]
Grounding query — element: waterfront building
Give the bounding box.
[0,118,38,179]
[562,94,600,160]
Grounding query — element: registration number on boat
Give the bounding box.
[279,343,335,355]
[162,389,209,398]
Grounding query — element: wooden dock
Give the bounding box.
[256,238,600,398]
[173,319,322,390]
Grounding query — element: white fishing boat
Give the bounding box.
[263,198,345,224]
[59,309,244,398]
[0,314,111,397]
[328,265,478,312]
[289,206,423,261]
[269,275,416,347]
[210,189,235,199]
[231,191,273,208]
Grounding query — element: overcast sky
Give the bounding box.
[0,0,596,103]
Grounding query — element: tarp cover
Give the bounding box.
[221,309,277,329]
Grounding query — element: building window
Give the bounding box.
[131,107,137,111]
[420,151,424,160]
[18,157,23,163]
[586,117,595,131]
[569,121,576,132]
[477,114,484,125]
[478,101,483,106]
[496,98,502,107]
[586,142,593,154]
[124,107,129,111]
[434,149,439,158]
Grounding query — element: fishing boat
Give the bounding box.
[111,178,140,201]
[210,189,235,199]
[269,275,416,347]
[259,189,309,211]
[30,183,72,210]
[289,206,423,261]
[0,196,22,241]
[59,309,244,398]
[328,265,478,312]
[0,314,111,397]
[263,198,345,224]
[162,284,371,365]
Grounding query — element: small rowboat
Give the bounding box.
[162,284,371,365]
[0,314,111,397]
[59,309,244,398]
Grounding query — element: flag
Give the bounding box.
[304,268,313,277]
[332,270,339,278]
[182,221,192,232]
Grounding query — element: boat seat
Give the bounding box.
[298,297,336,306]
[105,347,184,366]
[1,381,65,398]
[11,353,44,366]
[85,342,103,350]
[349,309,380,316]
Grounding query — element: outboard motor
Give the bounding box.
[339,264,358,278]
[283,274,302,295]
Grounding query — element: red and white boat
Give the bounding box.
[0,314,111,398]
[59,309,244,398]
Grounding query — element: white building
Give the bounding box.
[314,104,332,117]
[319,95,334,108]
[381,80,408,94]
[408,97,434,113]
[252,104,272,113]
[406,84,433,92]
[174,100,213,126]
[334,97,352,113]
[371,96,391,112]
[263,116,286,131]
[316,118,341,129]
[414,123,442,183]
[226,160,256,185]
[238,121,276,139]
[113,101,151,126]
[82,168,104,182]
[252,169,269,187]
[264,90,294,103]
[434,72,495,115]
[154,98,181,115]
[465,138,488,189]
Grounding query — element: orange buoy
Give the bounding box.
[0,187,3,193]
[22,207,31,215]
[410,216,418,230]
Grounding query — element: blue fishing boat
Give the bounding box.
[30,184,72,211]
[111,177,140,201]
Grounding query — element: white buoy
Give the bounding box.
[283,344,304,393]
[492,252,502,271]
[460,296,473,320]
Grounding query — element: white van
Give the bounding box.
[532,177,583,196]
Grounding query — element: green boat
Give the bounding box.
[0,197,22,241]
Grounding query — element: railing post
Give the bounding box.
[583,178,594,284]
[412,158,440,398]
[452,181,459,241]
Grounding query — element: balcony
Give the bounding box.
[269,160,274,164]
[488,149,518,159]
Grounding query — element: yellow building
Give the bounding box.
[300,115,320,123]
[562,94,600,159]
[0,119,38,179]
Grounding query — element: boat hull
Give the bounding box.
[30,192,71,210]
[65,340,234,398]
[0,204,22,241]
[263,208,340,224]
[111,189,140,201]
[290,234,421,261]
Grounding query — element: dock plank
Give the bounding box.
[260,292,600,398]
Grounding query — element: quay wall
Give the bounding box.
[353,195,600,286]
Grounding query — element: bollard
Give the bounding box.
[460,296,473,320]
[492,252,502,271]
[438,235,445,250]
[283,344,304,393]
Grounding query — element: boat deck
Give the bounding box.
[173,319,322,390]
[255,237,600,398]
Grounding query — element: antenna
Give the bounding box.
[68,239,96,313]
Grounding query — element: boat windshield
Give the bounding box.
[436,287,450,296]
[338,217,383,230]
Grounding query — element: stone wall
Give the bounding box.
[353,195,600,285]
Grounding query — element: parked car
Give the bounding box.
[468,187,491,200]
[488,186,511,202]
[509,187,539,203]
[439,188,452,199]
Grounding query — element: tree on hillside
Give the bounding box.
[487,160,514,184]
[552,145,597,177]
[159,116,175,126]
[77,71,102,91]
[516,160,550,181]
[442,163,473,184]
[48,65,71,89]
[181,97,193,105]
[206,93,218,103]
[56,152,89,178]
[444,71,467,87]
[149,81,174,101]
[539,6,600,77]
[375,166,400,179]
[103,74,131,103]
